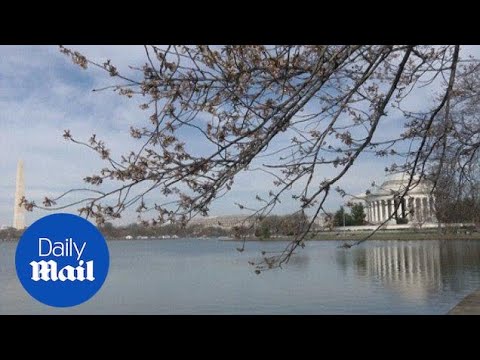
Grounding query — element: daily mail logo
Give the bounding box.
[15,213,109,308]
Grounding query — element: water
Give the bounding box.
[1,239,479,314]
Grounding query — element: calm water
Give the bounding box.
[1,239,479,314]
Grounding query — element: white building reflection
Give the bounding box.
[362,242,443,301]
[342,240,480,303]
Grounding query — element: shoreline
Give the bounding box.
[220,234,480,242]
[448,289,480,315]
[2,231,479,243]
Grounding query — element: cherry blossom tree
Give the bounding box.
[23,45,480,271]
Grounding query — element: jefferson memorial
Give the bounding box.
[354,172,437,225]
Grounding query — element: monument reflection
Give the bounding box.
[339,241,480,301]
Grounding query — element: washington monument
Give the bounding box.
[13,159,25,230]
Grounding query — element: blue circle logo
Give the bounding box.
[15,213,109,307]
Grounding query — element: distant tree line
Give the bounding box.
[253,212,309,239]
[96,212,312,240]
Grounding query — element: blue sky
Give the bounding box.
[1,45,478,227]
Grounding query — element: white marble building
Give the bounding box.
[353,172,437,225]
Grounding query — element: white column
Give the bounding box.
[428,196,435,222]
[379,200,385,222]
[412,197,417,221]
[419,197,424,222]
[424,197,430,222]
[377,201,380,222]
[420,197,424,221]
[378,200,383,222]
[422,197,427,222]
[430,196,437,222]
[374,201,379,223]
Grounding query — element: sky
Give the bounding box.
[1,45,479,227]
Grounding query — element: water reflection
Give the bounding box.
[341,241,480,301]
[1,239,479,314]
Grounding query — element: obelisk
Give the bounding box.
[13,159,26,230]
